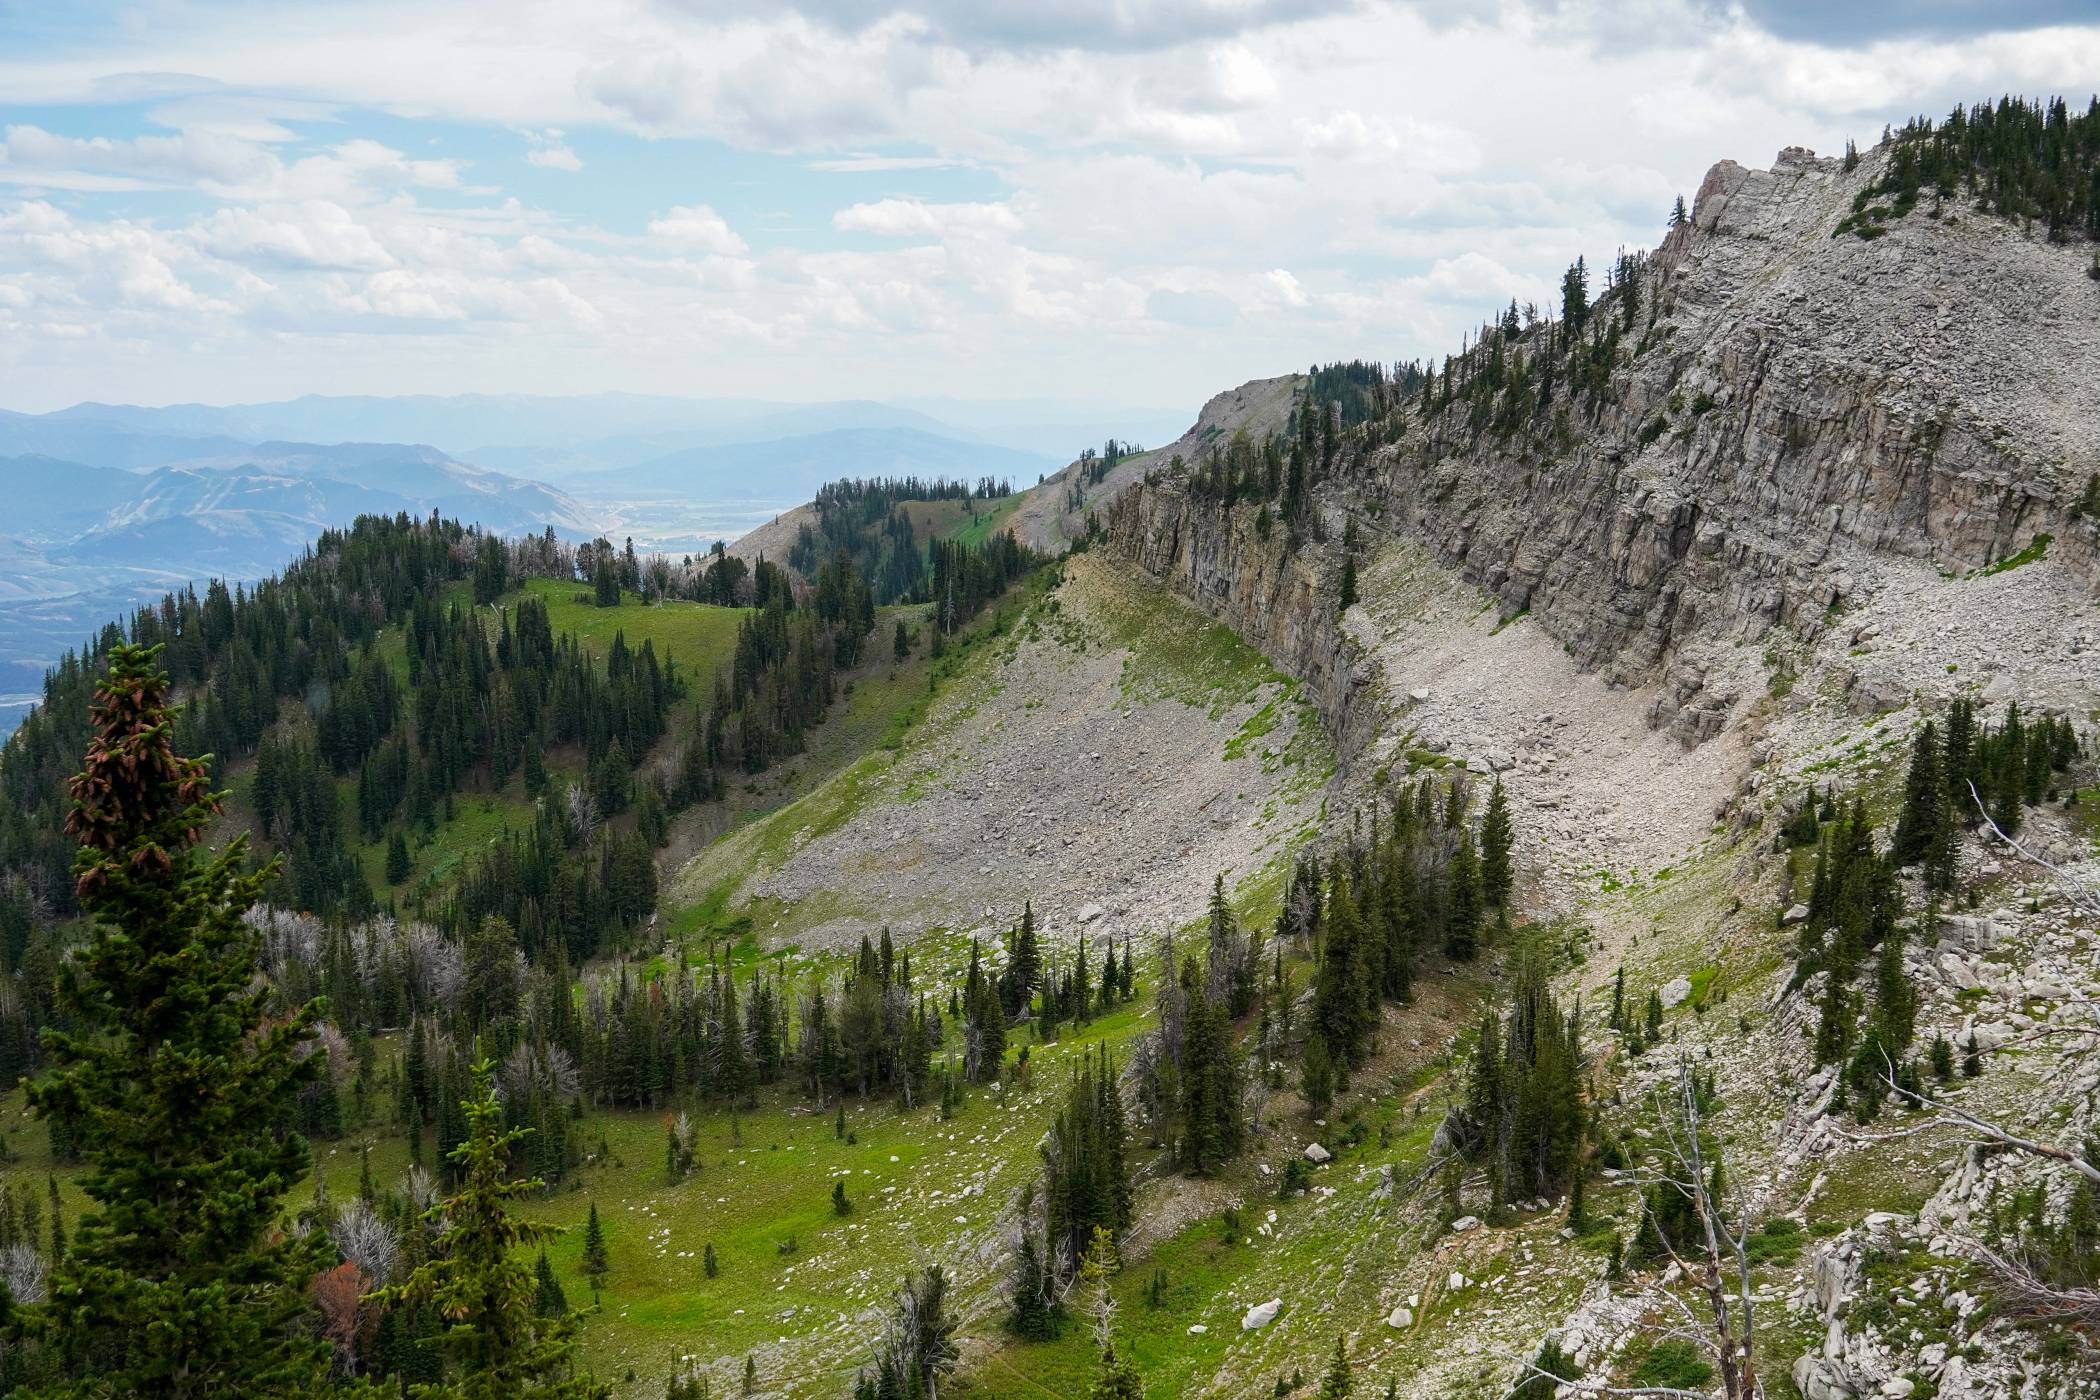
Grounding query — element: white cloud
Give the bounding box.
[527,143,582,171]
[645,204,748,254]
[1,0,2096,410]
[191,202,398,272]
[0,124,278,191]
[807,153,968,172]
[1207,44,1279,108]
[833,198,1022,238]
[523,128,582,171]
[1420,251,1551,307]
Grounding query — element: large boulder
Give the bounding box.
[1935,914,1998,953]
[1792,1353,1860,1400]
[1241,1299,1281,1330]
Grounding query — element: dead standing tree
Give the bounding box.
[1518,1054,1763,1400]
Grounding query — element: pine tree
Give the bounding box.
[1043,1047,1132,1285]
[832,1180,852,1217]
[1669,194,1689,228]
[1008,1232,1056,1341]
[1300,1032,1335,1117]
[1480,779,1514,908]
[1514,1338,1579,1397]
[1565,1165,1588,1232]
[1338,553,1358,613]
[1175,960,1243,1175]
[387,827,414,885]
[703,1243,718,1279]
[581,1202,610,1292]
[533,1250,569,1318]
[24,643,334,1396]
[37,1174,62,1269]
[1318,1333,1354,1400]
[1893,721,1953,889]
[1444,831,1481,961]
[373,1060,607,1398]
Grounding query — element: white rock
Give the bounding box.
[1881,1380,1915,1398]
[1077,902,1105,923]
[1660,975,1693,1009]
[1450,1215,1481,1234]
[1447,1272,1468,1291]
[1783,903,1811,925]
[1241,1299,1281,1330]
[1187,1324,1207,1335]
[1386,1306,1414,1329]
[1304,1143,1332,1163]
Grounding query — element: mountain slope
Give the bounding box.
[1090,139,2100,1399]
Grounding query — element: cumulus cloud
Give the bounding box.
[191,202,397,271]
[644,204,748,254]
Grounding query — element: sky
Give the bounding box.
[0,0,2096,414]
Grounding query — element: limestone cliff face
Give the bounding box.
[1108,145,2100,749]
[1105,481,1379,768]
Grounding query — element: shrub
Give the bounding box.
[1630,1339,1713,1389]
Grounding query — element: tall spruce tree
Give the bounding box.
[23,643,333,1397]
[1480,778,1514,909]
[1893,721,1954,890]
[373,1060,607,1399]
[581,1202,610,1291]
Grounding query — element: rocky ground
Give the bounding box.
[668,553,1331,957]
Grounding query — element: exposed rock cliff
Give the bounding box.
[1107,144,2100,758]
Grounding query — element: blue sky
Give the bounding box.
[1,1,2095,413]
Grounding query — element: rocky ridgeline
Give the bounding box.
[1107,143,2100,749]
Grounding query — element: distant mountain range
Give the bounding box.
[5,393,1187,485]
[0,430,599,738]
[0,390,1188,737]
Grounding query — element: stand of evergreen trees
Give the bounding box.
[1460,952,1586,1210]
[1791,701,2083,1120]
[1862,95,2100,244]
[786,477,1022,610]
[0,511,962,1095]
[1295,774,1513,1079]
[1014,1043,1132,1334]
[0,644,615,1395]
